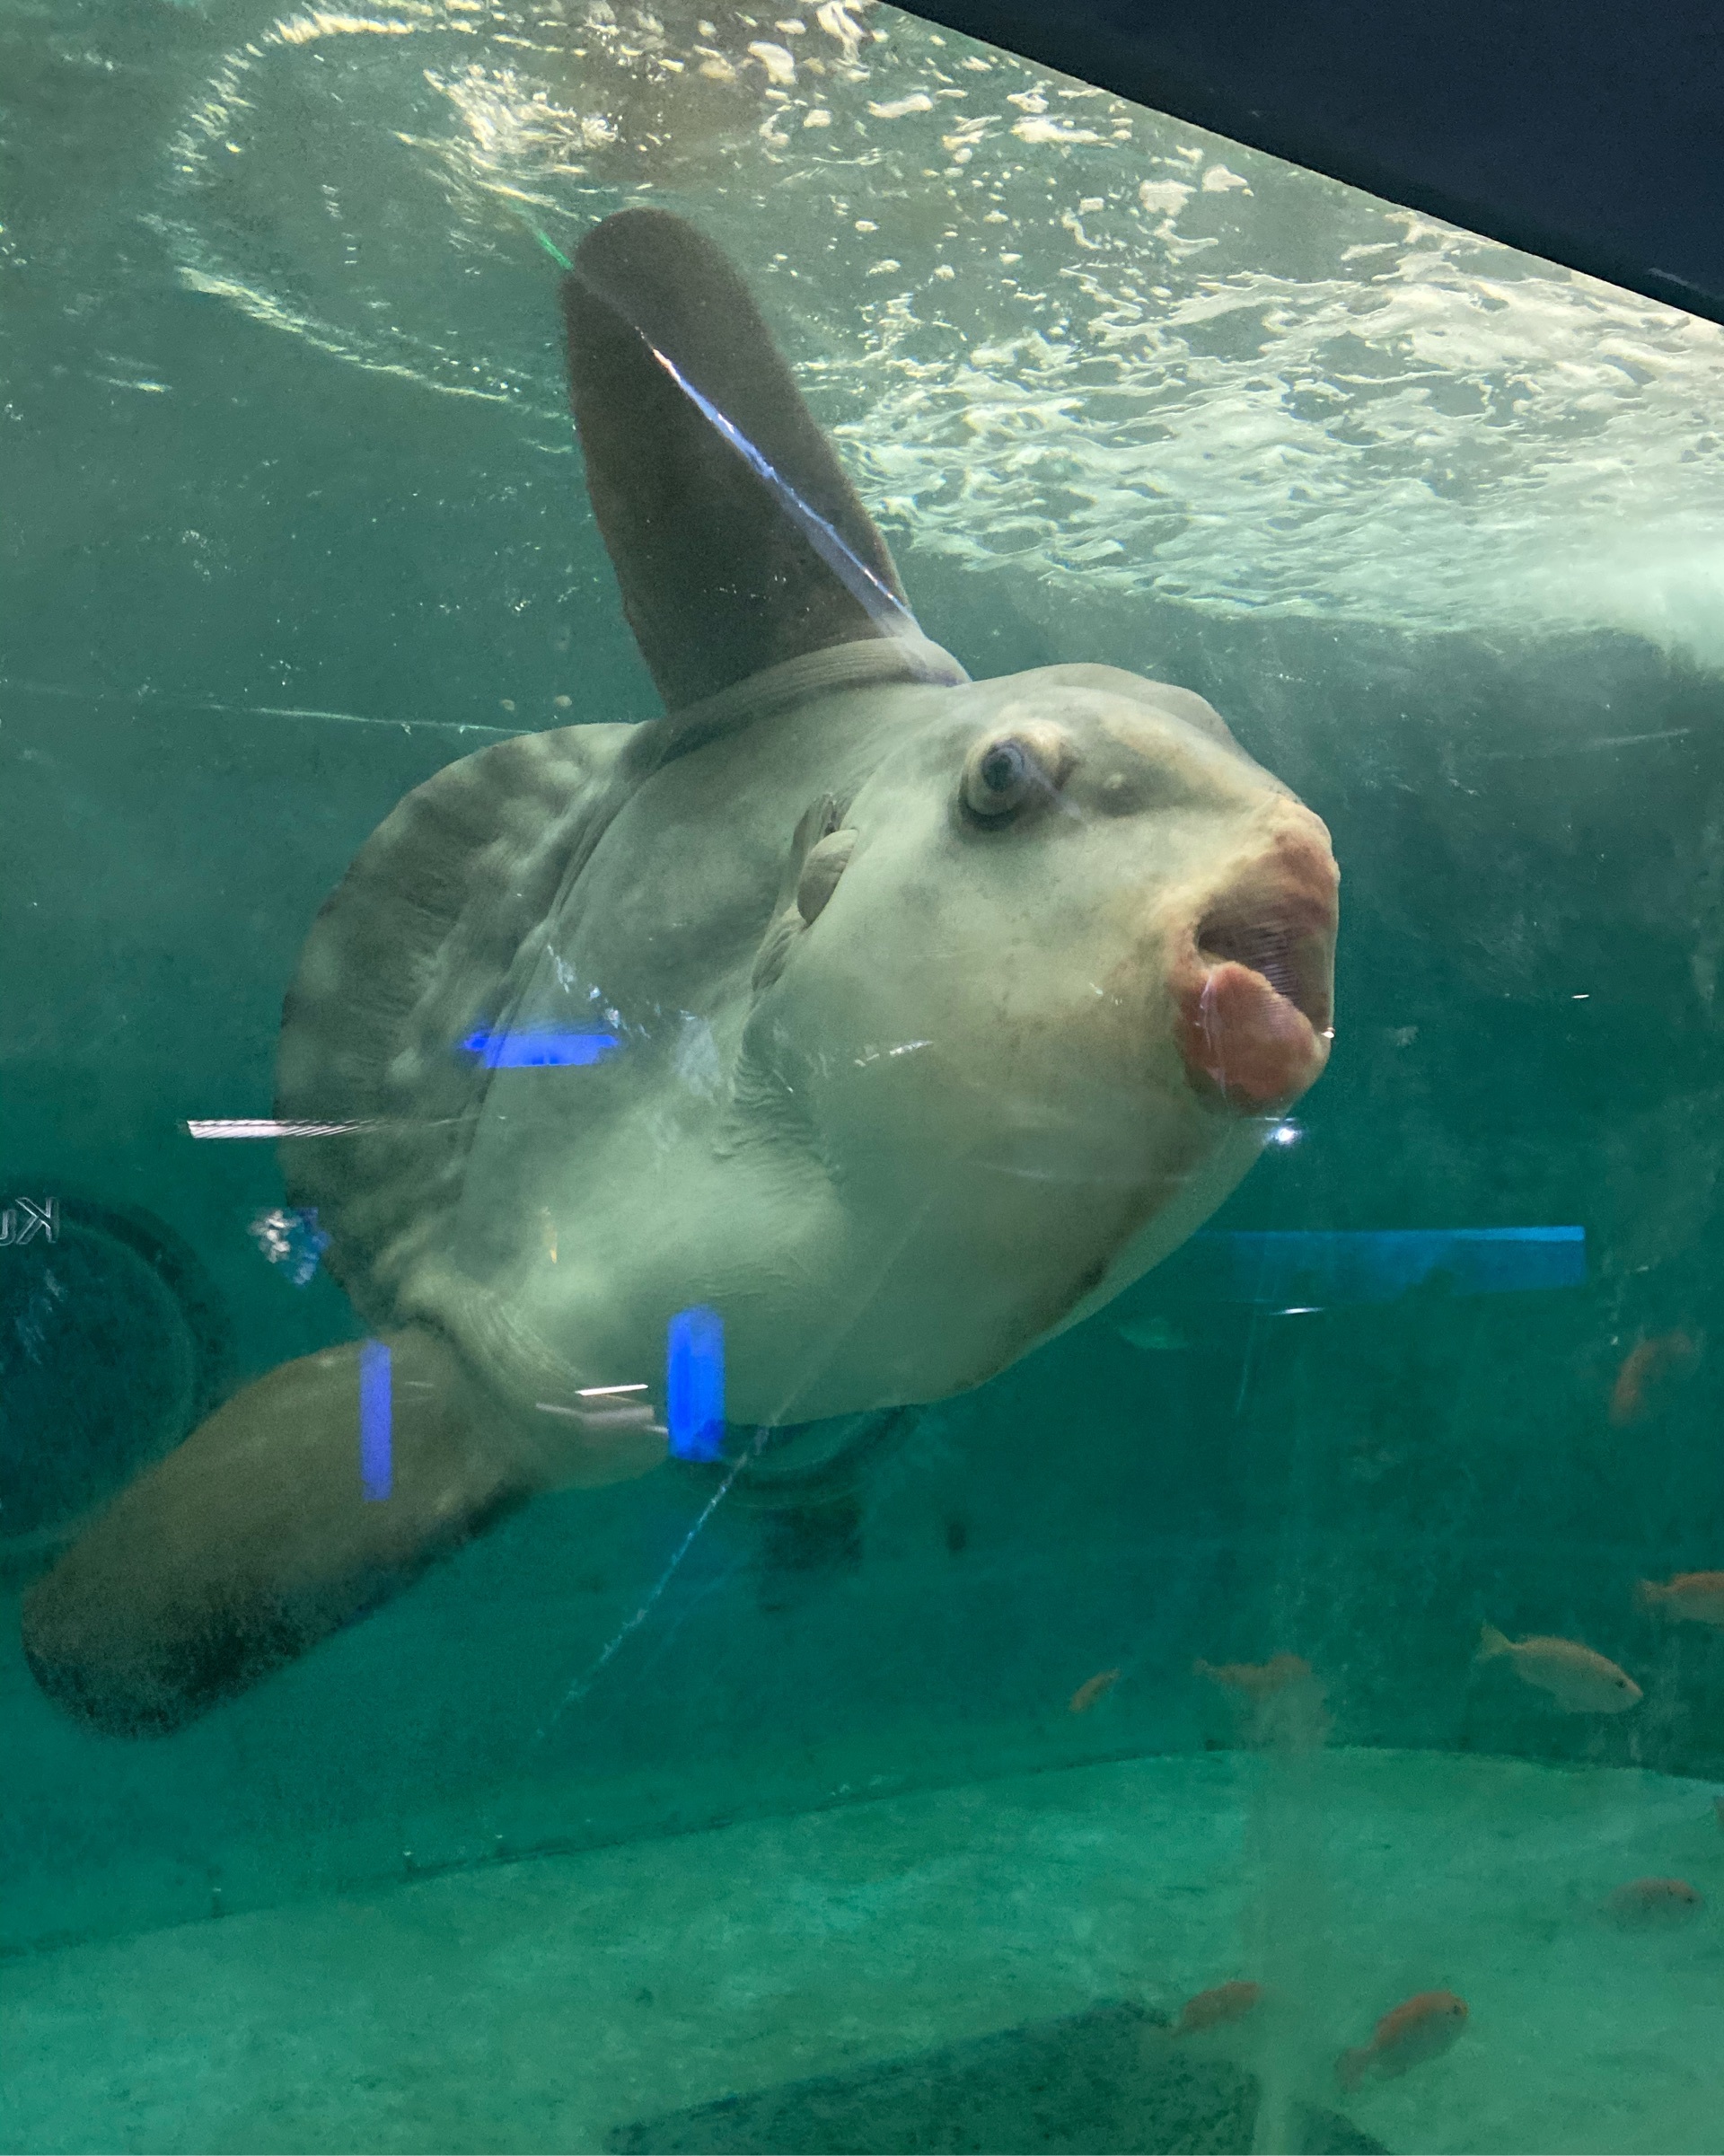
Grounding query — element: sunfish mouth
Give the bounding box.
[1174,835,1339,1111]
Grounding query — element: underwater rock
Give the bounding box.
[604,1997,1387,2155]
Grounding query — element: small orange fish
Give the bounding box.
[1605,1877,1703,1930]
[1636,1571,1724,1627]
[1610,1330,1699,1425]
[1476,1624,1641,1713]
[1069,1668,1121,1715]
[1175,1980,1263,2037]
[1336,1990,1468,2090]
[1194,1653,1315,1702]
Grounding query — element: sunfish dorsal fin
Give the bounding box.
[562,207,915,712]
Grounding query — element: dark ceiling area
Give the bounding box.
[899,0,1724,328]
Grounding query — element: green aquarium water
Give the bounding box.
[2,3,1720,2152]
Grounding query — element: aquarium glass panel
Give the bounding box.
[3,4,1720,2152]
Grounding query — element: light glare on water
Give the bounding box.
[156,0,1724,667]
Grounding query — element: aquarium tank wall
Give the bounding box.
[2,4,1720,2153]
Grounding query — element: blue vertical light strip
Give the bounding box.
[666,1307,726,1463]
[359,1339,392,1501]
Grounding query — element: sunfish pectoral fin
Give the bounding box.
[778,793,847,908]
[562,207,919,712]
[751,795,856,995]
[20,1331,663,1738]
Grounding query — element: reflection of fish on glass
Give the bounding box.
[1610,1328,1701,1425]
[1114,1315,1185,1352]
[1635,1571,1724,1627]
[1603,1876,1704,1930]
[1195,1652,1332,1749]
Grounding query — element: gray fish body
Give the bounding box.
[280,634,1332,1425]
[19,207,1341,1740]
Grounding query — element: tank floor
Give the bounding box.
[1,1748,1718,2155]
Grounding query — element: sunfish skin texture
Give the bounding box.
[1476,1624,1641,1712]
[431,664,1339,1427]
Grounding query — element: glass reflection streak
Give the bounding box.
[1199,1226,1586,1305]
[643,340,916,638]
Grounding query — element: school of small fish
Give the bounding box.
[1067,1530,1713,1738]
[1067,1509,1719,2112]
[1051,1339,1716,2113]
[1064,1558,1716,1741]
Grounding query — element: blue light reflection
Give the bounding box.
[666,1307,726,1463]
[1192,1227,1586,1306]
[462,1029,622,1069]
[359,1339,392,1501]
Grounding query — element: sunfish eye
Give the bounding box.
[959,722,1074,823]
[981,744,1024,790]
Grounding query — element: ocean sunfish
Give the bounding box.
[23,210,1338,1735]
